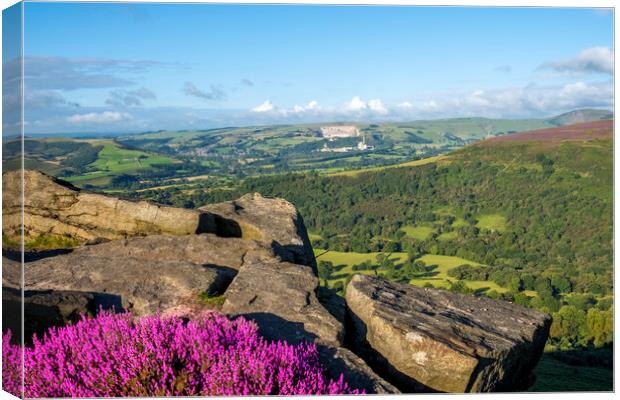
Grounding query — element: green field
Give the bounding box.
[328,155,446,177]
[308,232,323,241]
[90,143,176,172]
[437,231,458,241]
[314,249,408,285]
[64,142,177,187]
[409,254,485,289]
[401,225,436,240]
[315,250,521,295]
[315,249,408,269]
[476,213,507,232]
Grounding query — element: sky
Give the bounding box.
[2,2,615,134]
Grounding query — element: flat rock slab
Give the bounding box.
[5,234,278,316]
[19,254,228,316]
[3,170,216,243]
[346,275,551,393]
[66,233,277,271]
[200,193,316,269]
[222,261,343,348]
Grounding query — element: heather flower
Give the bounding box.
[2,331,22,397]
[2,311,363,397]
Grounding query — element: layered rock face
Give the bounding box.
[2,169,550,394]
[346,275,552,392]
[2,170,215,242]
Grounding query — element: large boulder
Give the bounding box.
[2,170,216,244]
[4,234,278,316]
[221,261,397,393]
[200,193,316,269]
[345,275,551,393]
[221,261,343,347]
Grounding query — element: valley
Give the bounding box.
[2,109,614,391]
[6,110,610,192]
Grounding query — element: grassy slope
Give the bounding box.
[530,354,613,392]
[65,141,177,186]
[328,155,446,177]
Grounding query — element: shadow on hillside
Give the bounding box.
[529,347,613,392]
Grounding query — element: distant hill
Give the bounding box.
[547,109,613,126]
[481,119,613,145]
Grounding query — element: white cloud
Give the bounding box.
[242,82,610,124]
[543,46,613,75]
[345,96,367,111]
[66,111,131,124]
[306,100,319,110]
[368,99,388,115]
[343,96,389,115]
[251,100,275,112]
[404,81,612,119]
[292,100,320,113]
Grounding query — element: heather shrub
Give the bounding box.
[2,311,362,397]
[2,332,22,396]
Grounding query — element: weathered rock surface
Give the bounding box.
[2,170,216,243]
[345,275,552,393]
[200,193,316,269]
[3,234,278,316]
[318,347,400,394]
[221,261,398,393]
[222,261,343,347]
[53,233,277,271]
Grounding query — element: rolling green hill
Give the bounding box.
[2,138,209,189]
[4,109,611,192]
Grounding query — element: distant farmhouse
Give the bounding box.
[320,125,360,139]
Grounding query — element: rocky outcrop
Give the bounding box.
[222,261,344,347]
[221,261,398,394]
[345,275,552,393]
[3,234,278,316]
[200,193,316,270]
[2,170,216,243]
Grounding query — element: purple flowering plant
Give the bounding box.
[2,310,362,397]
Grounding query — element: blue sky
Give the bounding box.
[3,2,614,133]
